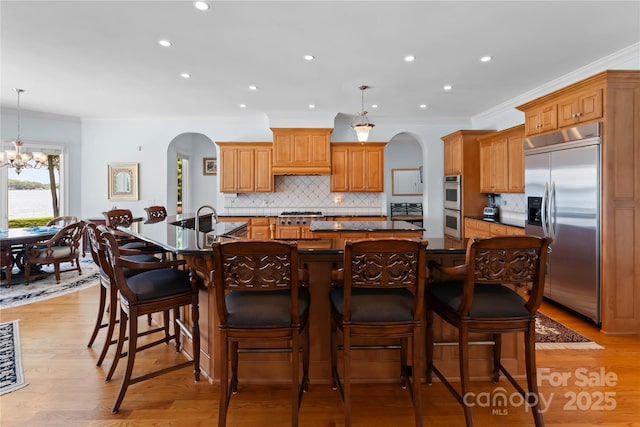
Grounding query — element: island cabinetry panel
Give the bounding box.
[271,128,332,175]
[330,142,386,192]
[216,142,273,193]
[478,124,525,194]
[517,70,640,334]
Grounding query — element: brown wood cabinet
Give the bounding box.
[271,128,332,175]
[478,124,525,194]
[330,142,386,192]
[524,103,557,135]
[249,217,275,239]
[464,217,524,239]
[557,86,603,128]
[440,129,494,240]
[443,134,463,175]
[216,142,273,193]
[517,70,640,334]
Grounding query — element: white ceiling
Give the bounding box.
[1,1,639,123]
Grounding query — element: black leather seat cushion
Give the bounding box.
[427,281,530,318]
[125,268,193,301]
[225,288,311,327]
[330,287,415,322]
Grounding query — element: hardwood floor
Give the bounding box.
[1,284,639,426]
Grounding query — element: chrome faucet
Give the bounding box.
[195,204,218,232]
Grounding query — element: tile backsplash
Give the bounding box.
[221,175,384,216]
[495,193,526,226]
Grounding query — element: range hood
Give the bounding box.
[271,128,332,175]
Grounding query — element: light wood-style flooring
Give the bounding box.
[1,283,639,426]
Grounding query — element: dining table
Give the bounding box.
[0,226,61,281]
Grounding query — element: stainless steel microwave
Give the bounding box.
[443,175,461,211]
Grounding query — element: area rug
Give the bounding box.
[536,312,603,350]
[0,320,27,395]
[0,259,99,309]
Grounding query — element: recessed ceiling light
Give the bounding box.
[304,55,315,61]
[194,1,210,11]
[308,104,316,109]
[419,104,428,109]
[480,55,492,62]
[180,73,191,79]
[239,104,246,108]
[158,39,172,47]
[371,104,378,109]
[443,85,453,91]
[404,55,416,62]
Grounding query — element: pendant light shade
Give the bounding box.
[352,85,374,143]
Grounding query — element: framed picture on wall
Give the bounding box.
[108,163,139,200]
[203,157,217,176]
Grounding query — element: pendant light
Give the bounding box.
[352,85,375,143]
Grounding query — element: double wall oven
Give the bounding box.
[443,175,462,239]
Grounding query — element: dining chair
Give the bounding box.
[330,238,428,427]
[426,235,552,427]
[85,222,166,368]
[46,215,78,227]
[1,246,13,285]
[210,240,310,427]
[144,205,167,223]
[100,230,200,413]
[23,220,86,284]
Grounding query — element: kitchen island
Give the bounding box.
[122,215,526,386]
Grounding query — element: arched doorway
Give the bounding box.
[166,133,217,216]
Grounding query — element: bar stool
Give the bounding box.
[85,222,166,368]
[330,238,428,427]
[100,230,200,413]
[426,235,552,427]
[210,240,310,427]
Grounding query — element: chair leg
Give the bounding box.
[172,307,180,351]
[106,307,128,382]
[291,330,300,427]
[230,341,239,394]
[54,262,61,283]
[87,284,108,348]
[400,337,408,389]
[218,332,229,427]
[411,328,424,427]
[492,333,502,383]
[97,285,120,367]
[426,309,434,385]
[525,322,545,427]
[191,298,201,382]
[458,324,475,427]
[111,310,138,413]
[330,320,339,391]
[302,327,310,392]
[343,327,352,427]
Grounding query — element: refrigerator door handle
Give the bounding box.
[541,182,549,238]
[549,181,557,241]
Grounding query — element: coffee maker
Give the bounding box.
[483,194,499,221]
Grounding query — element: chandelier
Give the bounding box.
[352,85,375,143]
[1,88,47,175]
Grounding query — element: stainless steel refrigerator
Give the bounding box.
[524,122,601,324]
